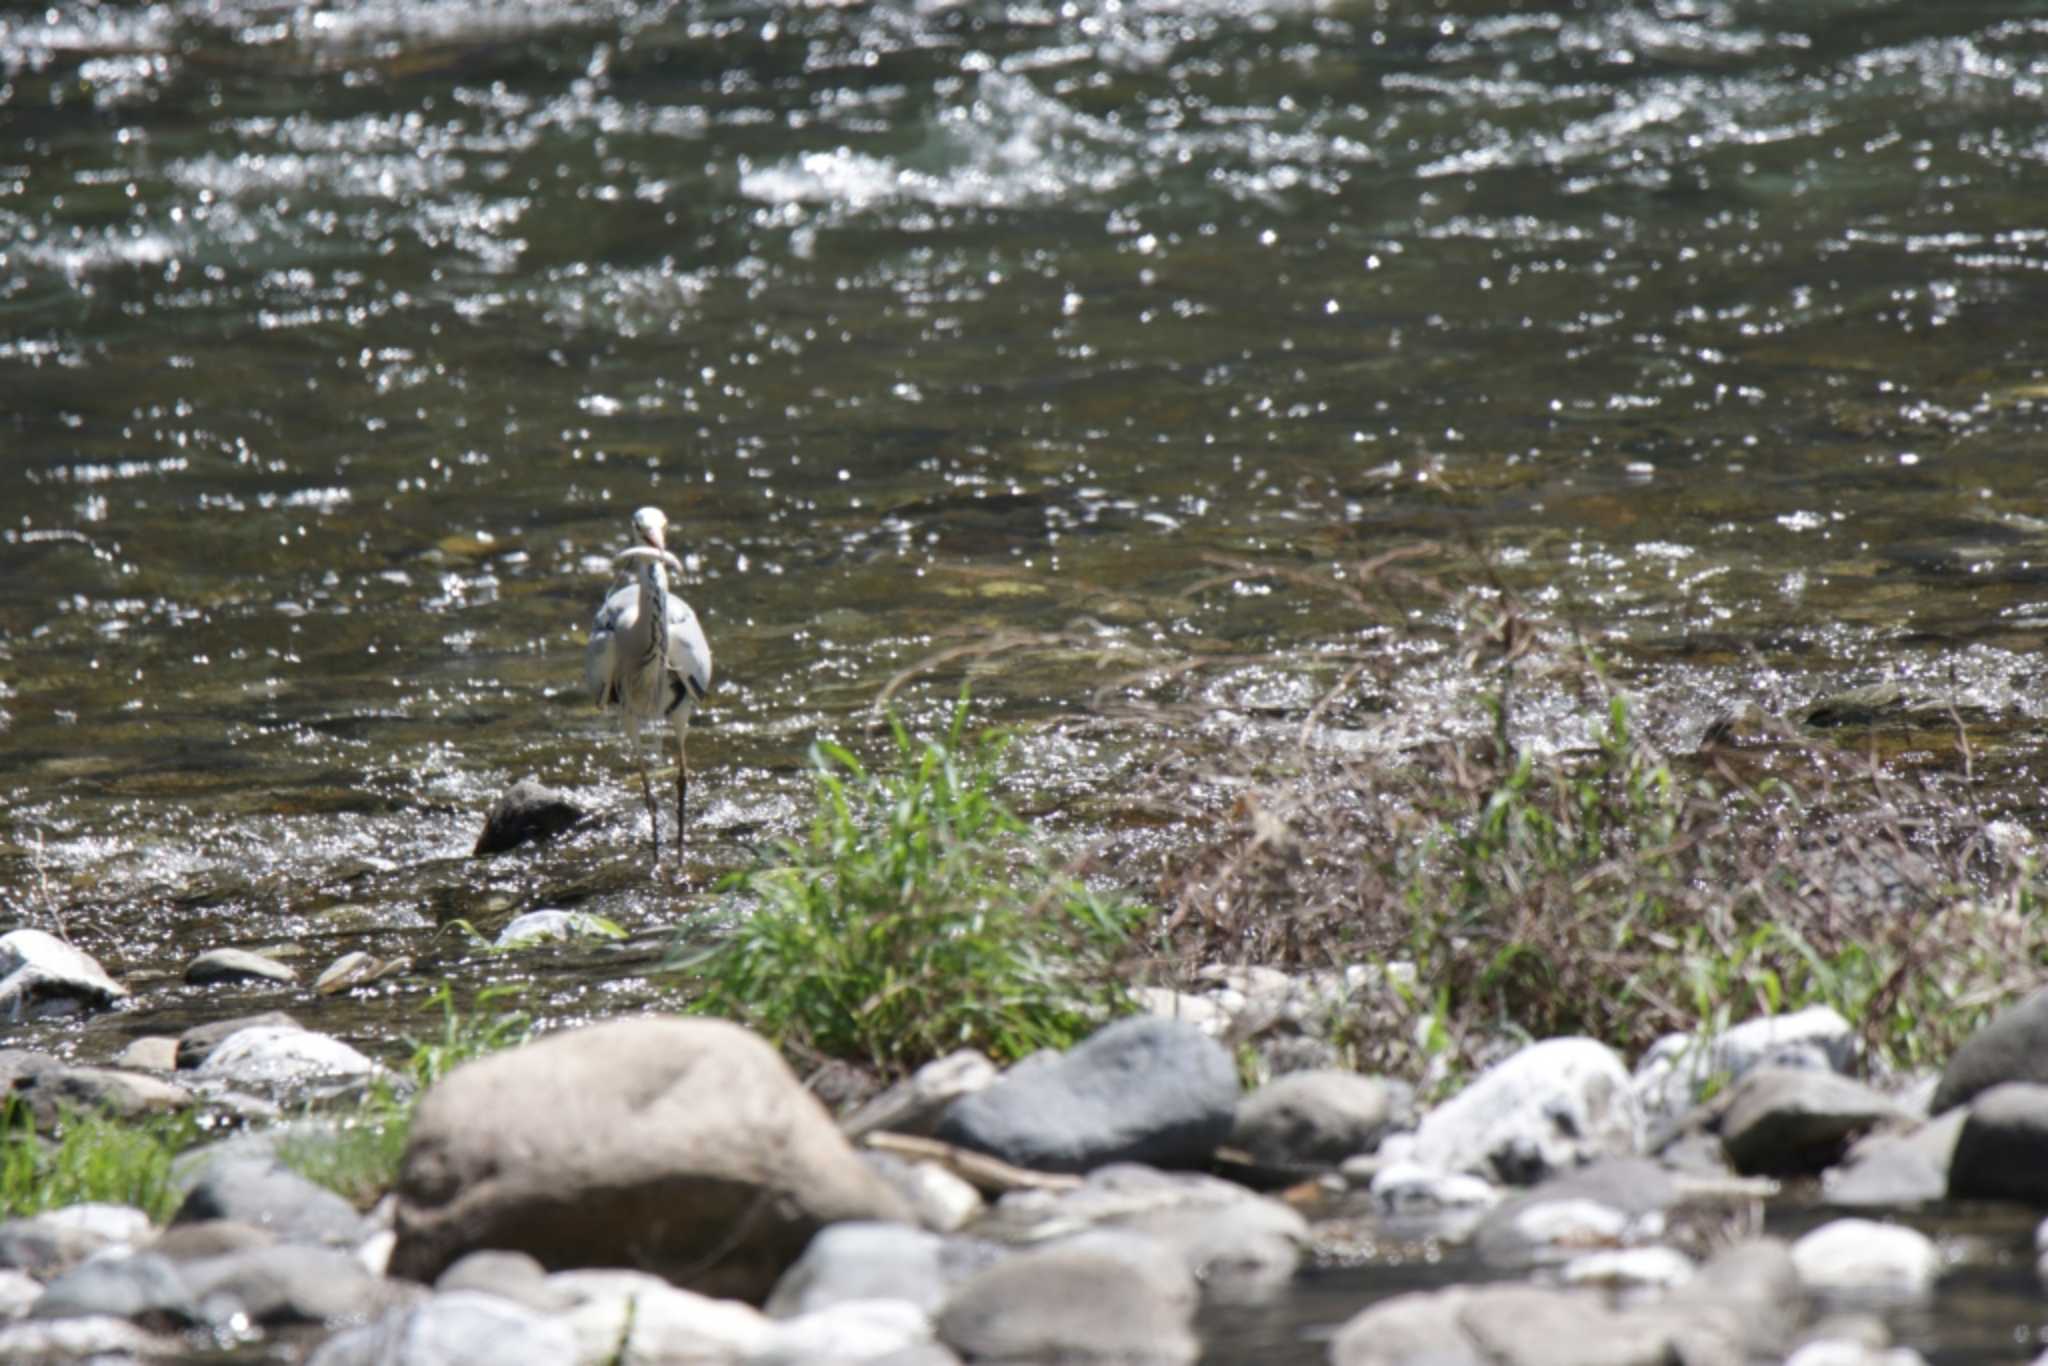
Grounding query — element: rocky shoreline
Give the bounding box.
[3,924,2048,1364]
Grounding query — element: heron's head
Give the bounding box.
[630,506,669,552]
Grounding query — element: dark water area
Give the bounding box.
[6,0,2048,1357]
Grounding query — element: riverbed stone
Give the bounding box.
[753,1298,936,1365]
[113,1036,180,1071]
[1329,1282,1689,1366]
[472,777,589,856]
[13,1062,193,1126]
[0,929,128,1017]
[1822,1109,1967,1207]
[1947,1082,2048,1204]
[181,1243,401,1324]
[1229,1069,1412,1170]
[0,1314,182,1360]
[934,1239,1199,1365]
[30,1249,200,1326]
[550,1267,775,1361]
[765,1221,1001,1318]
[185,947,299,986]
[1410,1037,1643,1184]
[175,1012,305,1069]
[171,1151,369,1247]
[1715,1066,1916,1177]
[1635,1006,1860,1140]
[432,1249,562,1313]
[1930,986,2048,1115]
[193,1024,382,1098]
[307,1289,580,1366]
[933,1016,1239,1174]
[1473,1157,1677,1268]
[842,1049,999,1140]
[1791,1218,1940,1300]
[0,1204,153,1277]
[389,1015,912,1299]
[860,1148,986,1232]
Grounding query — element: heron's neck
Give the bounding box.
[639,560,670,642]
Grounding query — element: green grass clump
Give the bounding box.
[0,1099,199,1222]
[685,704,1148,1076]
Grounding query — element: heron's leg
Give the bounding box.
[673,724,690,859]
[639,755,662,861]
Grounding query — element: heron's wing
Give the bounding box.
[664,595,714,708]
[585,581,640,705]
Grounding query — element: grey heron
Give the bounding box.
[585,506,713,863]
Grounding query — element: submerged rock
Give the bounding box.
[184,947,298,986]
[934,1016,1239,1175]
[387,1016,911,1300]
[472,778,589,857]
[935,1239,1199,1365]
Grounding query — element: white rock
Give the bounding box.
[1131,987,1231,1038]
[195,1025,382,1090]
[748,1298,932,1365]
[1635,1006,1859,1128]
[0,929,128,1015]
[1791,1219,1941,1298]
[1368,1160,1501,1215]
[306,1290,578,1366]
[550,1268,776,1361]
[1785,1342,1929,1366]
[493,910,620,948]
[1559,1245,1696,1290]
[1411,1037,1642,1183]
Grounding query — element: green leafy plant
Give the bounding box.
[684,702,1148,1076]
[0,1098,199,1222]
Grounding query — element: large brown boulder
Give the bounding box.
[387,1016,913,1301]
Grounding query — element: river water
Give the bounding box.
[5,0,2048,1358]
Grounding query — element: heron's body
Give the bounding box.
[585,508,712,861]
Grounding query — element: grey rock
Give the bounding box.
[171,1152,369,1247]
[1931,986,2048,1115]
[14,1063,193,1125]
[0,1204,154,1277]
[1411,1037,1643,1184]
[1948,1082,2048,1203]
[1790,1218,1940,1300]
[752,1298,934,1365]
[841,1050,998,1140]
[1715,1067,1916,1177]
[389,1016,912,1300]
[0,929,128,1017]
[935,1241,1199,1365]
[185,947,299,986]
[1635,1007,1860,1141]
[473,777,588,857]
[0,1314,181,1359]
[182,1243,401,1324]
[434,1249,564,1313]
[981,1163,1306,1295]
[31,1249,200,1326]
[112,1036,180,1071]
[1823,1110,1967,1207]
[1473,1158,1678,1269]
[1658,1236,1804,1362]
[1229,1069,1412,1169]
[1328,1283,1687,1366]
[307,1289,580,1366]
[149,1218,277,1262]
[934,1016,1239,1175]
[175,1012,305,1069]
[766,1222,1001,1319]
